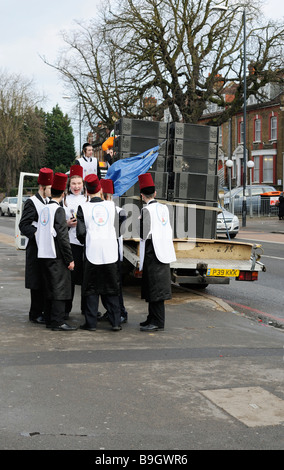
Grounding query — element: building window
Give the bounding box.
[254,118,261,142]
[239,120,244,143]
[270,116,277,140]
[263,156,274,182]
[253,156,260,183]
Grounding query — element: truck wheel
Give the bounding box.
[0,208,3,216]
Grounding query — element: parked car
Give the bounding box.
[224,185,276,213]
[0,196,29,217]
[0,197,18,216]
[217,206,240,238]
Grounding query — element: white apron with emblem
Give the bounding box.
[82,200,118,265]
[36,203,59,258]
[77,157,98,179]
[64,194,85,245]
[140,201,176,270]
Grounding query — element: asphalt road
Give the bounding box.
[207,237,284,325]
[0,214,283,451]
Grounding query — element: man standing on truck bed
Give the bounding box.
[138,173,176,331]
[74,143,101,180]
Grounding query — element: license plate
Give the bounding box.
[206,268,240,277]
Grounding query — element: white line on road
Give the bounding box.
[261,255,284,261]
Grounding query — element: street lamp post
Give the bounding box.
[242,9,247,227]
[225,159,234,212]
[212,6,247,225]
[247,160,255,217]
[62,95,82,154]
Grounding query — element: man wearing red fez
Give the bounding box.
[76,174,125,331]
[74,142,101,180]
[36,173,76,331]
[138,173,176,332]
[19,167,54,325]
[63,165,86,319]
[100,179,128,324]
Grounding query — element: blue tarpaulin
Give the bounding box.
[105,145,160,197]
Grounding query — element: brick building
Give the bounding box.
[199,82,284,190]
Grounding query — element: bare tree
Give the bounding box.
[43,0,284,130]
[103,0,284,124]
[0,70,45,192]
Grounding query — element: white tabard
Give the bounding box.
[82,200,118,265]
[64,194,86,246]
[36,203,59,258]
[77,157,98,179]
[140,201,176,270]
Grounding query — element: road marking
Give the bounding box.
[261,254,284,261]
[201,387,284,427]
[239,237,284,245]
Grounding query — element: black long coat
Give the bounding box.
[278,195,284,218]
[40,202,73,301]
[140,201,172,303]
[19,193,46,290]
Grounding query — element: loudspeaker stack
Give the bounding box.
[168,122,219,239]
[114,118,219,239]
[114,118,169,200]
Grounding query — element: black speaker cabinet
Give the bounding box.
[171,139,218,159]
[114,118,168,139]
[170,122,219,143]
[114,135,167,156]
[173,155,217,175]
[172,199,218,239]
[174,173,219,201]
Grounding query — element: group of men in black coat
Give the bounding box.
[19,164,176,333]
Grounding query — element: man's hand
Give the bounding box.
[68,261,75,271]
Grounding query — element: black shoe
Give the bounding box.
[112,325,122,331]
[80,323,96,331]
[30,315,46,324]
[140,324,164,332]
[52,323,77,331]
[140,320,149,327]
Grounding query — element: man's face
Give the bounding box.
[85,146,93,158]
[45,186,52,198]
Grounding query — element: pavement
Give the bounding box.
[0,218,283,451]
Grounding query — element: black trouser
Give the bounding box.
[65,283,85,315]
[84,294,121,329]
[146,300,165,328]
[29,289,45,321]
[45,299,66,327]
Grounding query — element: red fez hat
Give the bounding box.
[69,165,83,178]
[52,173,68,191]
[84,174,101,193]
[101,179,114,194]
[138,173,155,192]
[38,168,53,186]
